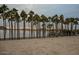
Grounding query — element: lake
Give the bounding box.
[0,30,49,38]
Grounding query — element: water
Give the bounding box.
[0,30,49,38]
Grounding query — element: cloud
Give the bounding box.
[0,4,79,17]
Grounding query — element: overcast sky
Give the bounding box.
[0,4,79,18]
[0,4,79,26]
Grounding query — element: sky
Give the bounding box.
[0,4,79,18]
[0,4,79,27]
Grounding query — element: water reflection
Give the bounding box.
[0,30,48,38]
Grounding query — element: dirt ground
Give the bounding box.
[0,36,79,55]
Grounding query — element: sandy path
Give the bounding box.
[0,36,79,55]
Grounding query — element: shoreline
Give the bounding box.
[0,35,78,40]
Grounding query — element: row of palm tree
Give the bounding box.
[47,15,79,37]
[63,18,79,36]
[0,4,79,40]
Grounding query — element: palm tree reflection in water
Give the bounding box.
[0,4,79,39]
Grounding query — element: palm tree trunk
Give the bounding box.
[11,21,13,39]
[36,23,38,38]
[9,21,11,39]
[49,27,51,37]
[17,22,20,39]
[12,21,14,39]
[65,24,66,30]
[3,19,6,40]
[71,23,73,36]
[75,24,77,35]
[55,23,58,37]
[14,21,16,39]
[38,22,41,38]
[66,24,69,36]
[42,22,46,38]
[23,20,26,39]
[28,22,30,38]
[36,22,39,38]
[61,23,63,36]
[52,23,54,37]
[31,21,33,38]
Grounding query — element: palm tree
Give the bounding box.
[47,16,53,37]
[16,14,20,39]
[70,18,74,31]
[52,15,60,37]
[41,15,48,38]
[51,16,56,36]
[47,23,53,37]
[7,10,12,39]
[28,11,34,38]
[0,11,9,39]
[8,8,19,39]
[0,4,9,40]
[13,9,20,39]
[60,15,64,36]
[64,18,70,36]
[33,14,41,38]
[20,10,27,39]
[74,19,78,35]
[27,15,31,38]
[65,18,76,36]
[7,10,13,39]
[11,8,18,39]
[69,18,75,35]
